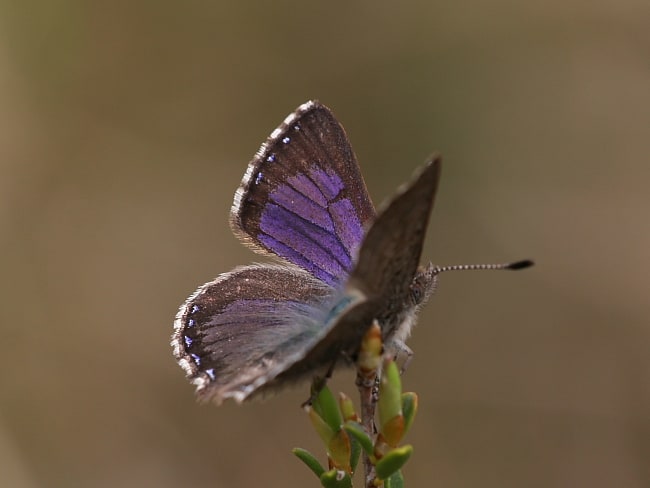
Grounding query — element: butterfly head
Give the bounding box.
[410,263,438,308]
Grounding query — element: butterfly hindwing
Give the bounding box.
[230,101,376,286]
[172,264,360,403]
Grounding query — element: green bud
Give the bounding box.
[339,393,358,422]
[357,322,382,375]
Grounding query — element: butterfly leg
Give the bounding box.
[386,338,414,374]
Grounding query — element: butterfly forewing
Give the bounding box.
[230,101,376,286]
[348,157,440,304]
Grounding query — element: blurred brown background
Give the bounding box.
[1,1,648,487]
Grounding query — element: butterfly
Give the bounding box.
[171,101,532,404]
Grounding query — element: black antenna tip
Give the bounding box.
[506,259,535,270]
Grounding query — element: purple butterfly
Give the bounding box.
[171,101,530,404]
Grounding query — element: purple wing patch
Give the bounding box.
[230,101,375,285]
[258,165,363,285]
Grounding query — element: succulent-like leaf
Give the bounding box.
[292,448,326,479]
[380,414,405,448]
[378,360,403,433]
[349,434,361,473]
[339,393,358,422]
[384,469,405,488]
[328,429,352,472]
[314,385,343,433]
[309,406,336,445]
[375,445,413,480]
[343,421,374,456]
[401,392,418,437]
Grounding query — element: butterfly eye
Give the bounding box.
[409,265,436,305]
[409,282,424,305]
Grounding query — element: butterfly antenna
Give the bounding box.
[433,259,534,275]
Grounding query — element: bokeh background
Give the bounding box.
[1,1,648,487]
